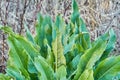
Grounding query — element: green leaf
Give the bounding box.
[34,56,56,80]
[92,31,109,47]
[52,24,57,41]
[74,39,107,80]
[14,35,39,59]
[7,37,30,79]
[78,69,94,80]
[55,15,66,34]
[35,15,53,57]
[52,33,66,68]
[75,43,84,53]
[24,23,35,45]
[43,16,52,46]
[71,0,79,24]
[46,44,55,68]
[6,66,25,80]
[52,33,67,79]
[35,13,44,46]
[15,36,39,74]
[0,1,118,80]
[113,72,120,80]
[81,33,89,50]
[67,54,80,78]
[0,26,14,36]
[56,65,67,80]
[35,14,52,57]
[79,18,91,49]
[94,55,120,80]
[0,74,14,80]
[64,35,76,54]
[1,26,39,59]
[7,34,39,74]
[101,29,116,60]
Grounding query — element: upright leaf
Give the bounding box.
[67,54,81,78]
[7,37,30,79]
[46,44,55,69]
[0,74,14,80]
[78,69,94,80]
[94,55,120,80]
[34,56,56,80]
[6,66,25,80]
[71,0,79,24]
[52,33,67,79]
[35,14,52,57]
[55,15,66,35]
[74,39,107,80]
[24,23,35,45]
[101,29,116,60]
[79,18,91,49]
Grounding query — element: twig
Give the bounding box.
[104,16,116,33]
[64,0,71,16]
[19,0,28,35]
[33,0,42,25]
[0,0,10,73]
[2,0,10,58]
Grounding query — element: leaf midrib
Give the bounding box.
[97,60,120,80]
